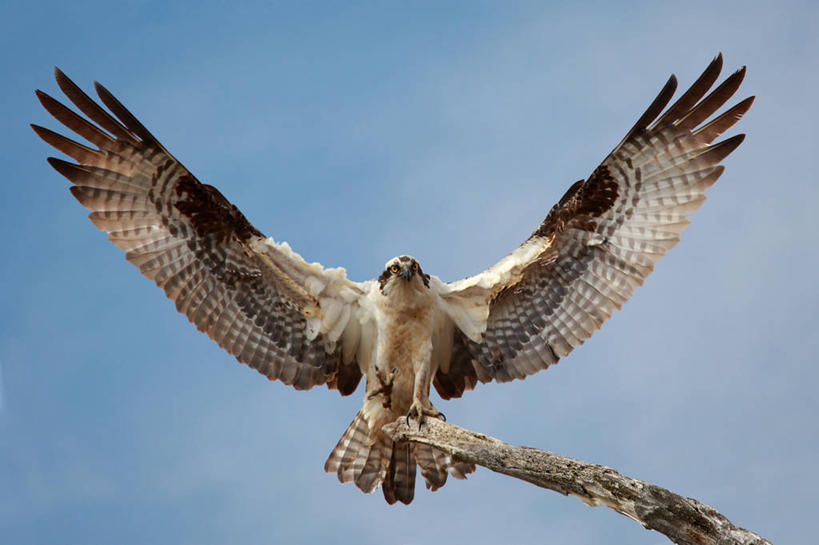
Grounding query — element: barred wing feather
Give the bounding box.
[33,68,368,394]
[435,54,753,399]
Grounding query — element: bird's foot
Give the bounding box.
[405,400,445,430]
[368,367,398,409]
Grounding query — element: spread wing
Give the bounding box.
[33,68,369,394]
[434,54,753,399]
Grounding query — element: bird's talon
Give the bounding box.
[405,401,444,430]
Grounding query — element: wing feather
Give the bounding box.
[35,68,369,394]
[435,55,753,398]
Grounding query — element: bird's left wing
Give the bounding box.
[33,69,369,394]
[434,55,753,399]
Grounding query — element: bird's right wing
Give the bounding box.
[33,68,371,394]
[434,55,753,399]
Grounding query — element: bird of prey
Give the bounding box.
[33,55,752,505]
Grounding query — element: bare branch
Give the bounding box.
[383,418,771,545]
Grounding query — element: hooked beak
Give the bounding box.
[399,266,413,281]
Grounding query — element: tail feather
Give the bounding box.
[354,434,390,493]
[383,440,416,505]
[450,461,477,480]
[325,411,475,503]
[324,411,371,482]
[415,444,449,491]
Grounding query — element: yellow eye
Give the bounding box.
[412,263,418,271]
[390,265,399,273]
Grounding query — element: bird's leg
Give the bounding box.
[405,362,445,429]
[367,366,397,409]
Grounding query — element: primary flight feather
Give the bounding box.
[33,54,753,504]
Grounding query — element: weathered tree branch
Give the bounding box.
[383,418,771,545]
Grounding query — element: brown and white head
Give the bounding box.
[377,255,430,295]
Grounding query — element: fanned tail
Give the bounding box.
[324,411,476,504]
[324,410,390,493]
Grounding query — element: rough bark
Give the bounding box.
[382,418,771,545]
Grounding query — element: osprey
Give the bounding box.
[33,55,752,504]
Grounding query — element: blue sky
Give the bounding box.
[2,1,817,543]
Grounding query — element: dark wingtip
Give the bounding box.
[735,65,747,80]
[34,89,66,118]
[30,123,47,137]
[54,67,72,89]
[31,124,53,147]
[93,80,107,98]
[614,72,678,152]
[46,156,70,172]
[736,95,756,114]
[709,53,723,75]
[93,80,117,109]
[708,133,746,162]
[722,66,748,94]
[34,89,63,115]
[46,156,79,181]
